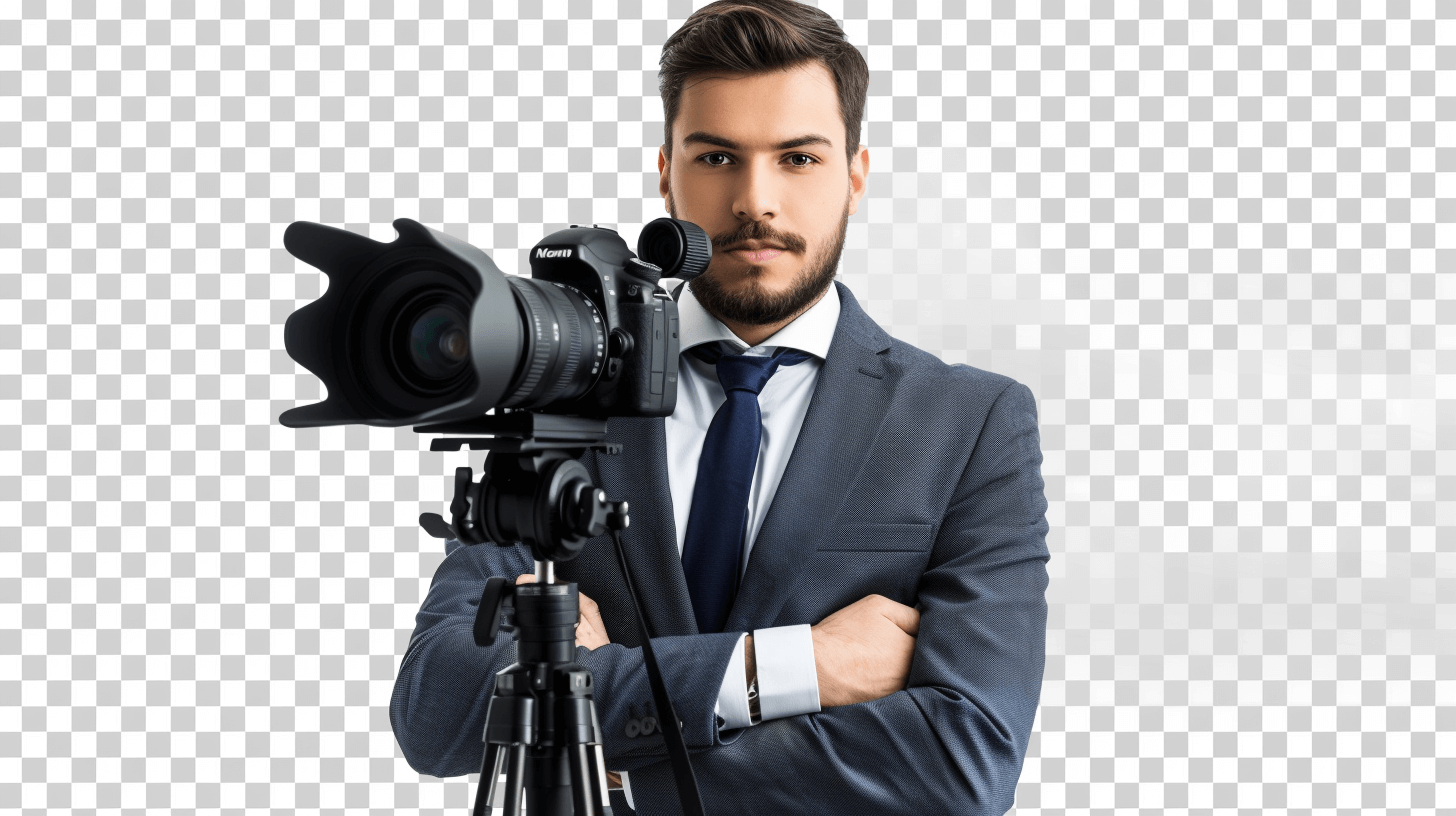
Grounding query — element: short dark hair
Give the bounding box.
[658,0,870,167]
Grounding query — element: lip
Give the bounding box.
[732,248,785,263]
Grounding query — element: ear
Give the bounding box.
[847,145,869,216]
[658,145,671,213]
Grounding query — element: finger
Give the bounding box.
[581,604,607,638]
[877,600,921,636]
[578,591,605,619]
[581,602,604,626]
[578,617,610,650]
[515,574,537,585]
[575,589,608,647]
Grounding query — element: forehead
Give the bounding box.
[674,62,843,150]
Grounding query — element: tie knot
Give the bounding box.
[715,354,781,395]
[688,343,814,396]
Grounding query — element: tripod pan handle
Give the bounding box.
[473,576,516,646]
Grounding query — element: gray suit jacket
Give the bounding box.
[390,282,1051,815]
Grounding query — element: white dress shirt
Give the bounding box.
[621,281,841,807]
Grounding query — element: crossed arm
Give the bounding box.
[390,381,1049,814]
[525,574,922,708]
[521,571,922,792]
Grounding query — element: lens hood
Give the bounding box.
[279,218,523,428]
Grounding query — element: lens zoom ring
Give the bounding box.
[507,279,553,403]
[534,284,585,405]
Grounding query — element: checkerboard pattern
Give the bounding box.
[3,0,1452,814]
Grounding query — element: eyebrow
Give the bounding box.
[680,131,835,151]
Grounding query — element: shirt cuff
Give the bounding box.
[621,771,634,810]
[713,633,754,731]
[753,624,821,721]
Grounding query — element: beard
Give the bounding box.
[670,197,851,327]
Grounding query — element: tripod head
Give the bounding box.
[416,412,629,564]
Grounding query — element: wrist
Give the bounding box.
[809,626,835,707]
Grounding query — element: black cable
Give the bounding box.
[609,527,706,816]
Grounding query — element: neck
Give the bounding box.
[707,287,830,348]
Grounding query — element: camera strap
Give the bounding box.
[609,527,707,816]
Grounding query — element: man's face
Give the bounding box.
[658,61,869,327]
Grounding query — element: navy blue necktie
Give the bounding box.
[680,343,813,634]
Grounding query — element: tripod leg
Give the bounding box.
[566,743,615,816]
[590,744,616,816]
[568,744,590,815]
[501,744,527,816]
[473,742,505,816]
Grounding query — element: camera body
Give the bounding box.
[526,224,679,419]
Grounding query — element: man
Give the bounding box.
[390,2,1050,813]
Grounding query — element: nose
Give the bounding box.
[731,157,780,223]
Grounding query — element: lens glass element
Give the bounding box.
[384,278,478,401]
[408,305,470,378]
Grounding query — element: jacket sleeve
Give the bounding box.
[626,380,1051,815]
[388,535,745,779]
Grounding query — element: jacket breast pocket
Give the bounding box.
[816,522,935,553]
[787,522,936,618]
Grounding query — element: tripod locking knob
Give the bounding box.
[473,576,517,647]
[607,500,629,531]
[566,486,630,539]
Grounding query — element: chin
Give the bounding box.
[731,277,796,300]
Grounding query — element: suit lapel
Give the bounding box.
[723,283,898,632]
[593,415,699,637]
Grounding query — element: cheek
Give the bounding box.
[792,181,849,218]
[671,192,717,225]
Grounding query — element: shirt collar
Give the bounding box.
[676,280,840,360]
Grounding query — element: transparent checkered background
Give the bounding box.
[3,0,1453,813]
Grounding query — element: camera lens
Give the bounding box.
[382,277,479,402]
[407,304,470,377]
[499,278,607,409]
[357,263,606,416]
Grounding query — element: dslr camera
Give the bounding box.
[277,217,712,429]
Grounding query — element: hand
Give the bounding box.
[514,574,611,650]
[810,594,920,708]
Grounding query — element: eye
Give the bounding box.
[786,154,818,167]
[698,152,732,166]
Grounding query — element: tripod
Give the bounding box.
[416,413,698,816]
[471,559,615,816]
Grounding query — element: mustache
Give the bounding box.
[710,221,808,254]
